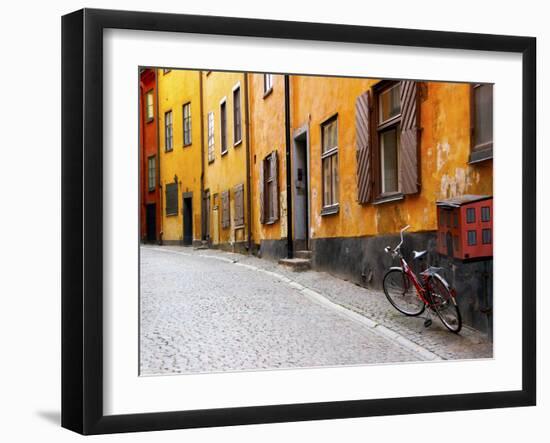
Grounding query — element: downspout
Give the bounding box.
[155,69,162,245]
[244,74,252,253]
[199,71,206,242]
[284,75,293,259]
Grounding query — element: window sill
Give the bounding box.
[263,87,273,99]
[234,224,245,229]
[234,139,243,148]
[468,145,493,164]
[320,205,339,216]
[221,149,228,157]
[208,159,215,165]
[146,117,154,124]
[373,193,404,205]
[148,188,155,193]
[165,212,178,217]
[165,148,173,153]
[183,142,192,148]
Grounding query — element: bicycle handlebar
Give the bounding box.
[385,225,410,256]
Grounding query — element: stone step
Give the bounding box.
[278,258,311,272]
[295,250,312,259]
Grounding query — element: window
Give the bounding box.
[147,156,156,191]
[481,206,491,222]
[207,112,215,163]
[165,182,178,216]
[183,103,192,146]
[377,83,401,195]
[263,74,273,95]
[482,228,492,244]
[163,68,171,74]
[321,117,339,212]
[164,110,173,152]
[260,152,279,224]
[220,100,227,155]
[233,86,242,144]
[470,83,493,163]
[467,230,477,246]
[466,207,476,223]
[145,90,154,121]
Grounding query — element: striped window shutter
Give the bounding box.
[399,81,420,195]
[355,91,372,204]
[234,184,244,227]
[271,151,279,221]
[221,190,230,228]
[259,160,265,224]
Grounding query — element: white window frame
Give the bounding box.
[207,111,215,163]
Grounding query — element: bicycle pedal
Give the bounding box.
[424,319,432,328]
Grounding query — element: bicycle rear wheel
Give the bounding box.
[383,269,425,316]
[428,274,462,333]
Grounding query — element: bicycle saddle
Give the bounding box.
[412,250,427,260]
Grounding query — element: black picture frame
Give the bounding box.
[61,8,536,435]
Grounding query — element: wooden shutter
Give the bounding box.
[221,190,230,229]
[399,81,420,195]
[259,160,265,224]
[356,91,372,203]
[271,151,279,221]
[234,184,244,227]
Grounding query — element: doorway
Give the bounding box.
[145,203,156,243]
[293,129,309,251]
[183,193,193,246]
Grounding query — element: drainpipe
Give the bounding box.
[155,69,162,245]
[199,71,206,242]
[244,74,252,253]
[285,74,293,259]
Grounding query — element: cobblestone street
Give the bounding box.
[140,245,492,375]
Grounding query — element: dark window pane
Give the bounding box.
[481,206,491,222]
[233,87,242,143]
[379,84,401,123]
[380,128,398,193]
[467,230,477,246]
[165,183,178,216]
[473,84,493,148]
[466,207,476,223]
[220,102,227,153]
[482,228,492,244]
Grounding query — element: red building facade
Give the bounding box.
[140,68,160,243]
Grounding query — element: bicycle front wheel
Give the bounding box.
[383,269,425,316]
[428,274,462,333]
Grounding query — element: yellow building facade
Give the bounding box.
[158,69,203,245]
[248,73,288,257]
[202,71,250,251]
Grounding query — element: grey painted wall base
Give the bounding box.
[311,232,493,336]
[254,239,288,261]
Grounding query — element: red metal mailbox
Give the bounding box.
[436,195,493,260]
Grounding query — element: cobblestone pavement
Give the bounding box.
[159,245,492,361]
[140,246,425,375]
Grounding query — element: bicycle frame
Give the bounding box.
[386,225,432,306]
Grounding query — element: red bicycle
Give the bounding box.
[382,225,462,333]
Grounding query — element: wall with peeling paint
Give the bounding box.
[290,77,492,240]
[158,69,203,244]
[202,71,249,247]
